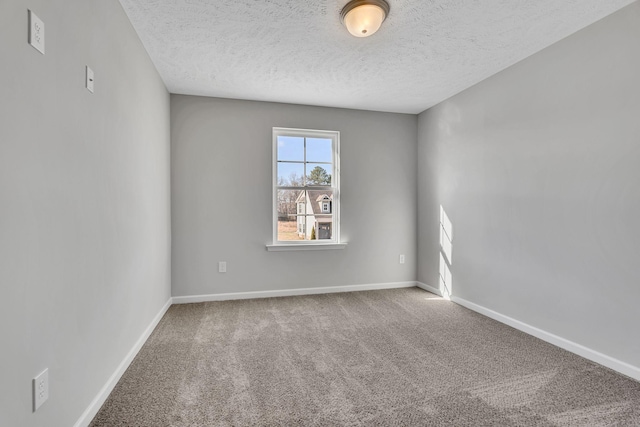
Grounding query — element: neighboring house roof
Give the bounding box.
[295,190,333,216]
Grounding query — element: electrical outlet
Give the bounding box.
[33,368,49,411]
[399,254,405,264]
[218,261,227,273]
[28,10,45,54]
[86,66,94,93]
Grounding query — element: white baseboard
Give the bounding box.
[416,281,443,297]
[73,297,173,427]
[172,281,418,304]
[450,295,640,382]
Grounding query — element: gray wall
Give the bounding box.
[418,3,640,368]
[171,95,417,296]
[0,1,171,426]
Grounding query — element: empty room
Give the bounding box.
[2,0,640,426]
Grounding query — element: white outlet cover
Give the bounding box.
[218,262,227,273]
[33,368,49,411]
[28,10,45,54]
[86,66,94,93]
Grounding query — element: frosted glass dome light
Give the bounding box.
[340,0,390,38]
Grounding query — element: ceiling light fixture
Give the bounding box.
[340,0,390,38]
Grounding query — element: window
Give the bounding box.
[272,127,340,247]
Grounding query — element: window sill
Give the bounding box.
[266,243,348,252]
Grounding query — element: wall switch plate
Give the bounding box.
[218,262,227,273]
[33,369,49,411]
[86,66,94,93]
[399,254,405,264]
[28,10,45,54]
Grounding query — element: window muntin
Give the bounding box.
[273,128,339,244]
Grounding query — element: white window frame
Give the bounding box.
[267,127,346,251]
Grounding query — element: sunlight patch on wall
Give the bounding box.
[439,205,453,299]
[439,254,452,299]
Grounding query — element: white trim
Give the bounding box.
[73,298,173,427]
[172,281,417,304]
[416,281,442,296]
[266,242,347,251]
[450,295,640,382]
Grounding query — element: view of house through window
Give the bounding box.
[273,128,339,243]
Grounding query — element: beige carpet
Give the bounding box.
[90,288,640,426]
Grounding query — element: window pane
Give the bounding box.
[306,163,332,186]
[277,136,304,161]
[306,138,332,163]
[277,189,304,222]
[277,190,333,241]
[277,162,305,186]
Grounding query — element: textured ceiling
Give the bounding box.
[118,0,635,114]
